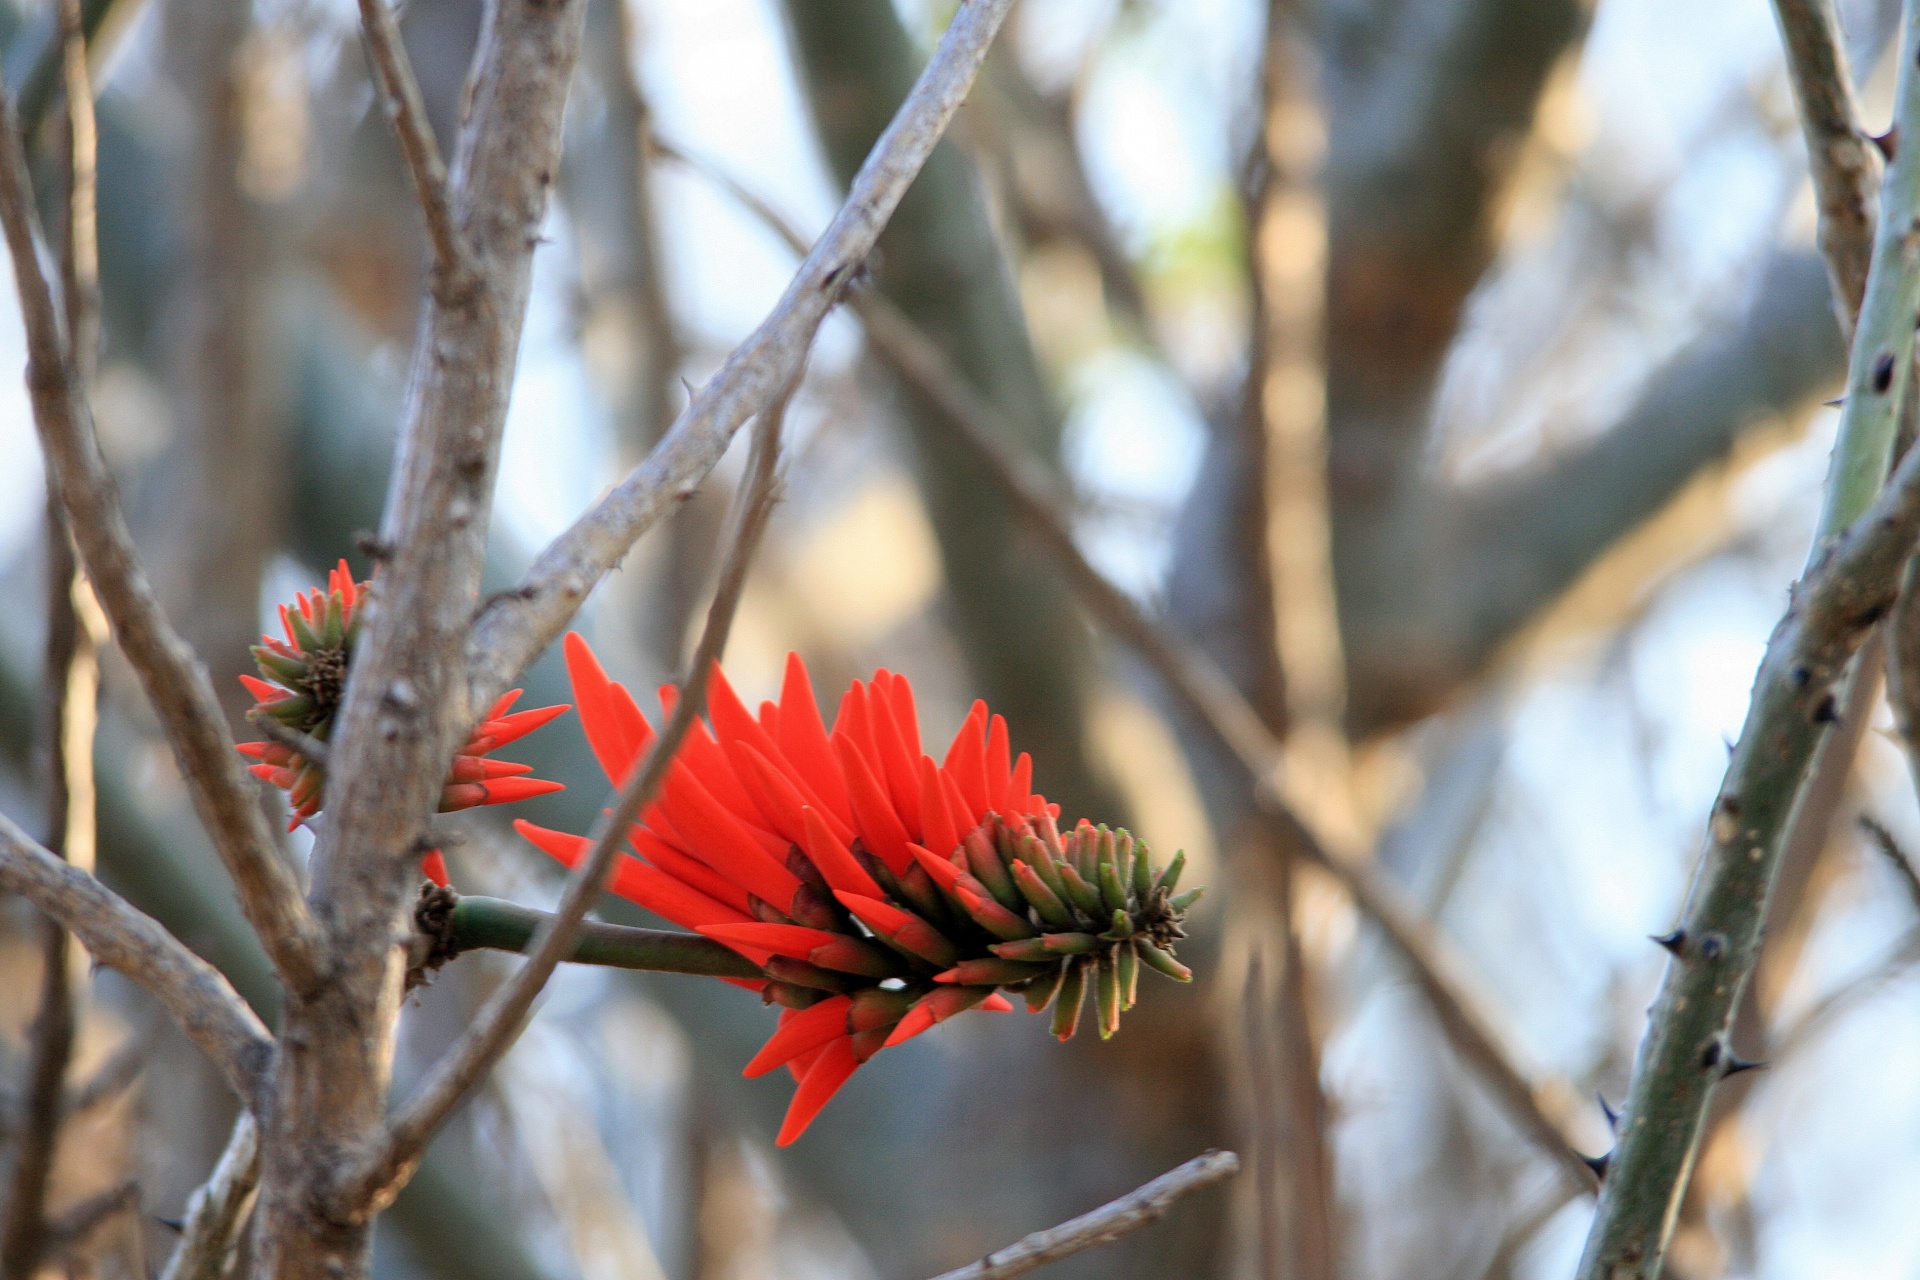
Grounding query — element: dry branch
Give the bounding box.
[464,0,1020,713]
[157,1114,258,1280]
[0,815,272,1105]
[923,1150,1240,1280]
[0,58,320,994]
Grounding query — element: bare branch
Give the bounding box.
[0,814,272,1105]
[157,1114,258,1280]
[464,0,1020,713]
[343,383,794,1215]
[0,59,320,994]
[1772,0,1877,330]
[41,1180,138,1255]
[355,0,474,290]
[923,1150,1240,1280]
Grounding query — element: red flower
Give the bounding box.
[517,634,1199,1145]
[237,562,568,872]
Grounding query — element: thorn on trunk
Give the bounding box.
[1870,125,1898,161]
[1598,1093,1621,1132]
[1823,395,1846,407]
[1582,1150,1612,1180]
[1815,694,1840,725]
[1722,1053,1768,1078]
[1652,928,1686,956]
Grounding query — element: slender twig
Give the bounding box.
[3,24,103,1274]
[0,815,273,1106]
[415,892,764,981]
[41,1179,137,1254]
[922,1150,1240,1280]
[355,0,474,290]
[1578,17,1920,1270]
[343,384,793,1214]
[1771,0,1877,332]
[653,144,1597,1188]
[62,1024,152,1121]
[0,59,320,995]
[156,1114,258,1280]
[463,0,1021,714]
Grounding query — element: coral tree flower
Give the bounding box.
[516,634,1200,1145]
[237,562,568,882]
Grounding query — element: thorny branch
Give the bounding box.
[922,1150,1240,1280]
[1771,0,1877,331]
[463,0,1021,714]
[0,814,273,1106]
[655,141,1598,1188]
[157,1114,258,1280]
[343,384,795,1215]
[0,54,321,994]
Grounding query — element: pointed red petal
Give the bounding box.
[440,777,563,811]
[758,700,781,737]
[1004,753,1033,815]
[985,715,1012,813]
[514,820,757,934]
[239,674,285,703]
[981,993,1013,1012]
[742,995,852,1077]
[908,843,965,893]
[944,702,991,817]
[917,757,960,859]
[563,633,650,786]
[421,849,450,888]
[698,922,841,962]
[882,1001,937,1048]
[938,770,978,846]
[800,807,886,900]
[657,684,768,826]
[778,654,851,821]
[866,678,922,837]
[630,829,755,915]
[486,689,523,720]
[659,770,801,914]
[878,669,922,758]
[235,741,269,759]
[470,702,570,753]
[777,1036,860,1145]
[833,735,912,875]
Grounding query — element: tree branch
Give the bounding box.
[1576,17,1920,1259]
[156,1113,258,1280]
[463,0,1020,715]
[1772,0,1877,331]
[0,55,320,993]
[0,814,273,1106]
[922,1150,1240,1280]
[342,383,793,1217]
[355,0,473,291]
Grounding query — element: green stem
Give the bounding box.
[1576,12,1920,1278]
[445,896,763,980]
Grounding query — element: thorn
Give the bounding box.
[1582,1150,1612,1180]
[152,1216,185,1233]
[1869,125,1898,162]
[1701,1040,1723,1070]
[1722,1053,1768,1078]
[1651,928,1686,956]
[1814,693,1840,724]
[1823,395,1846,407]
[1597,1093,1620,1133]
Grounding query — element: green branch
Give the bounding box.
[1575,10,1920,1276]
[426,893,763,981]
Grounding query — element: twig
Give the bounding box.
[63,1023,152,1120]
[157,1113,258,1280]
[342,382,794,1214]
[3,24,104,1274]
[1577,15,1920,1271]
[923,1150,1240,1280]
[1771,0,1877,332]
[1857,814,1920,915]
[653,145,1598,1188]
[414,891,764,982]
[463,0,1020,715]
[41,1179,138,1254]
[355,0,473,291]
[0,58,320,995]
[0,814,273,1106]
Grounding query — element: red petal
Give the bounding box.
[985,715,1012,813]
[631,828,755,915]
[832,890,912,936]
[421,849,450,888]
[777,1036,860,1145]
[865,678,922,837]
[657,684,768,827]
[440,777,564,811]
[1004,753,1033,815]
[235,741,269,759]
[917,757,959,859]
[799,807,886,900]
[758,700,781,737]
[943,702,991,817]
[698,921,840,962]
[564,633,651,786]
[833,735,912,875]
[239,674,285,704]
[659,770,801,914]
[908,843,964,893]
[778,654,851,822]
[515,819,757,935]
[878,669,922,758]
[938,770,979,846]
[739,744,856,850]
[469,702,570,753]
[486,689,522,720]
[882,1001,937,1047]
[741,995,851,1077]
[981,993,1013,1012]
